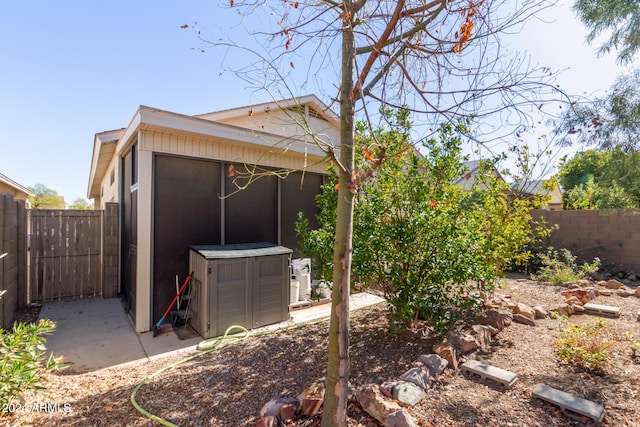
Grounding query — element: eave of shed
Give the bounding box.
[195,94,339,128]
[87,129,123,199]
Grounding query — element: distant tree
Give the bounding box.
[563,176,634,209]
[555,70,640,150]
[558,148,640,208]
[28,184,65,209]
[573,0,640,64]
[68,198,93,210]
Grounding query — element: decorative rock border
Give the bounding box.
[253,277,634,425]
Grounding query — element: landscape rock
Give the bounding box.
[485,324,500,336]
[356,384,402,424]
[416,354,448,377]
[512,313,536,326]
[635,287,640,297]
[606,279,626,289]
[599,289,613,296]
[399,367,432,391]
[533,305,548,319]
[560,289,594,304]
[384,408,419,427]
[279,404,295,422]
[572,304,585,314]
[392,381,427,407]
[300,398,323,416]
[511,303,536,320]
[379,381,396,399]
[434,343,458,370]
[470,324,492,350]
[617,288,635,297]
[260,397,298,418]
[555,303,574,316]
[576,279,593,286]
[255,416,276,427]
[477,310,513,331]
[567,282,581,289]
[564,296,583,306]
[446,330,479,353]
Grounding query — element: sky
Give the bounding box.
[0,0,634,204]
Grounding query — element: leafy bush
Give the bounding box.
[556,318,611,371]
[297,113,544,334]
[627,331,640,361]
[0,319,67,407]
[531,248,600,285]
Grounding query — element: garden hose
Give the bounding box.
[130,318,328,426]
[130,325,250,427]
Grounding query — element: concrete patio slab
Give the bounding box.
[39,291,384,373]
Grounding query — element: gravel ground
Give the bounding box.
[3,274,640,426]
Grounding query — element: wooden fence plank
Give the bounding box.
[28,208,118,304]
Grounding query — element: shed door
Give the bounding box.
[153,155,222,323]
[121,150,137,317]
[210,259,251,336]
[252,255,289,328]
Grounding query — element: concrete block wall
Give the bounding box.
[533,209,640,272]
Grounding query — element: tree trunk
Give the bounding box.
[321,6,356,427]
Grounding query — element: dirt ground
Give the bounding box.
[3,274,640,426]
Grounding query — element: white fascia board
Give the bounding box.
[129,106,329,158]
[196,94,340,128]
[87,129,124,199]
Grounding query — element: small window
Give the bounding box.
[110,168,115,186]
[131,143,138,186]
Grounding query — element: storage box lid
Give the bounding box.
[190,242,293,259]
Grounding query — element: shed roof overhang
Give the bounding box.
[87,129,124,199]
[87,102,334,199]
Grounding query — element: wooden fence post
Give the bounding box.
[103,203,119,298]
[0,193,19,328]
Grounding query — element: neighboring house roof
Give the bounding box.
[0,172,35,198]
[87,95,338,199]
[455,159,505,191]
[509,179,563,205]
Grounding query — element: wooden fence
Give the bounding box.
[0,194,27,329]
[29,204,118,304]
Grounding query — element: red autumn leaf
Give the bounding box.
[228,164,235,177]
[363,148,374,161]
[430,199,439,209]
[290,61,295,68]
[334,183,340,190]
[180,24,189,29]
[229,0,234,6]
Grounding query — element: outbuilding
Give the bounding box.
[87,95,338,332]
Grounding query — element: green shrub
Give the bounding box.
[556,318,611,371]
[297,114,542,335]
[531,248,600,285]
[627,331,640,360]
[0,319,67,407]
